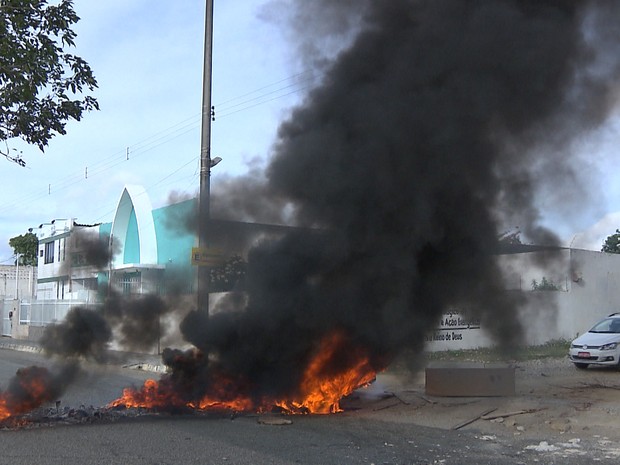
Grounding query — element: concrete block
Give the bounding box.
[425,362,515,397]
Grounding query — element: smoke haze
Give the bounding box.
[8,1,620,415]
[179,0,620,402]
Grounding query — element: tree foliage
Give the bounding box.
[602,229,620,254]
[531,277,561,291]
[498,228,522,245]
[0,0,98,166]
[210,255,247,292]
[8,231,38,265]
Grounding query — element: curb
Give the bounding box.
[122,362,168,374]
[0,341,166,373]
[0,342,43,354]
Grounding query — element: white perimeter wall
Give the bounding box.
[425,249,620,351]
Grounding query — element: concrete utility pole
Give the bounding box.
[197,0,215,315]
[15,253,20,300]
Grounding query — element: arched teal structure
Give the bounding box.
[110,185,158,267]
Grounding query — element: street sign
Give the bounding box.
[191,247,228,266]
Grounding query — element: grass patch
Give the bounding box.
[425,339,570,363]
[387,339,571,373]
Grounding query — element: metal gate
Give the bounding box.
[1,300,17,337]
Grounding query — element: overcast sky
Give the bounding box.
[1,0,620,263]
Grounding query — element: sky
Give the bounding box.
[1,0,620,263]
[0,0,309,262]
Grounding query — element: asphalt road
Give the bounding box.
[0,348,616,465]
[0,347,154,407]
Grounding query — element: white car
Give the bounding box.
[569,313,620,369]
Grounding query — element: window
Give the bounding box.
[44,241,55,264]
[71,253,87,267]
[115,272,142,295]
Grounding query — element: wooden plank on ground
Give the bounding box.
[451,408,497,431]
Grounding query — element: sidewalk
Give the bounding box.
[0,336,167,373]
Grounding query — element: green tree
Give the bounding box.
[210,255,247,292]
[602,229,620,254]
[9,231,38,265]
[498,228,522,245]
[531,277,561,291]
[0,0,98,166]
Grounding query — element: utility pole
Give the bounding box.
[197,0,215,315]
[15,253,20,300]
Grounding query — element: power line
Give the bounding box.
[0,70,321,219]
[86,157,199,246]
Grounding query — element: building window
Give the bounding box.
[44,241,55,264]
[71,252,87,267]
[115,272,142,295]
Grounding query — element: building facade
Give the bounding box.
[106,185,196,297]
[33,185,197,302]
[35,218,102,301]
[0,264,36,301]
[17,184,620,351]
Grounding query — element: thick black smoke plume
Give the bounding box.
[13,1,620,415]
[174,0,620,403]
[0,363,79,417]
[40,292,174,361]
[60,226,117,275]
[40,307,112,362]
[41,223,180,360]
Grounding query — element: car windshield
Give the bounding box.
[589,318,620,333]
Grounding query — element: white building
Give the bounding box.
[32,185,198,303]
[34,218,102,302]
[0,263,36,300]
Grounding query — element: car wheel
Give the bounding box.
[573,363,589,369]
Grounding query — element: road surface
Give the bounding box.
[0,347,618,464]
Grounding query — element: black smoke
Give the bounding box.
[40,292,173,360]
[60,226,117,274]
[172,0,620,403]
[12,0,620,414]
[103,292,170,352]
[40,307,112,362]
[1,364,80,417]
[41,222,178,360]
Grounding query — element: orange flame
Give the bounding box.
[0,366,58,422]
[109,330,378,414]
[0,398,11,422]
[276,331,377,414]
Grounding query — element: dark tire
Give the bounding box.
[574,363,589,369]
